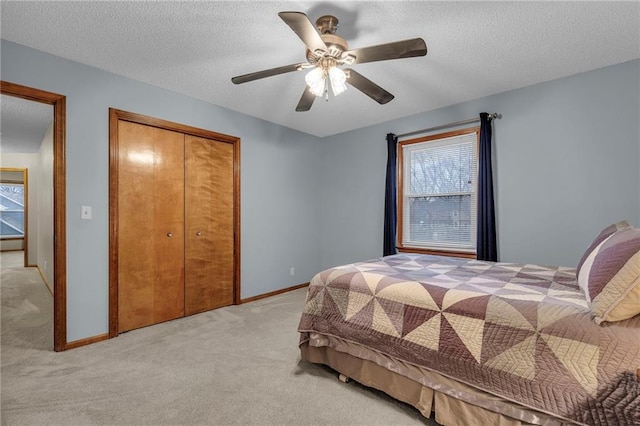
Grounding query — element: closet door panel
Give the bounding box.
[118,121,185,332]
[185,135,234,315]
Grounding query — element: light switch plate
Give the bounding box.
[81,205,92,219]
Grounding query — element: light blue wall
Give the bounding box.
[320,59,640,270]
[3,38,639,343]
[1,40,323,342]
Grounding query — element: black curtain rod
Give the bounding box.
[397,113,500,139]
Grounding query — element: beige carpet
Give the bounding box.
[1,251,435,425]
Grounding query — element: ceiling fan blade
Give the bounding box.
[343,38,427,65]
[231,63,307,84]
[345,69,394,104]
[278,12,327,56]
[296,87,316,112]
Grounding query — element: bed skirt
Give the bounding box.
[300,341,573,426]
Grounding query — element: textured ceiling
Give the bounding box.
[1,1,639,138]
[0,95,52,154]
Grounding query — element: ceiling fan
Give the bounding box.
[231,11,428,112]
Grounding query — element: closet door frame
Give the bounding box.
[108,108,241,338]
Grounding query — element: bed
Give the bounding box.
[298,223,640,425]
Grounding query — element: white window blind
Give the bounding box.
[401,131,478,252]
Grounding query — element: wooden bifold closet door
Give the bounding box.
[110,109,239,335]
[184,135,234,315]
[117,122,185,332]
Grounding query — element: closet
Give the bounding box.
[109,109,240,335]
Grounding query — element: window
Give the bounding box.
[0,183,25,238]
[398,128,479,255]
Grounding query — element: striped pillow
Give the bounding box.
[576,220,630,274]
[577,226,640,324]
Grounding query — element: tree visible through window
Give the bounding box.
[399,128,479,254]
[0,183,25,238]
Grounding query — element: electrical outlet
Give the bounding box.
[290,267,295,276]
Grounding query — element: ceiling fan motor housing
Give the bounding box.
[306,15,349,64]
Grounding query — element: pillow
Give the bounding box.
[577,226,640,324]
[576,220,631,276]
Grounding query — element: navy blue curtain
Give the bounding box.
[477,113,497,261]
[383,133,398,256]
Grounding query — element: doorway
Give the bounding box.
[1,81,67,351]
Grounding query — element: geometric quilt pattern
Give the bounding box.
[299,254,640,424]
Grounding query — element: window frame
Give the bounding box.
[397,127,480,259]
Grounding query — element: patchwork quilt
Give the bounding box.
[298,254,640,425]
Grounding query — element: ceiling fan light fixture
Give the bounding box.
[328,66,347,96]
[305,61,347,98]
[305,67,326,96]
